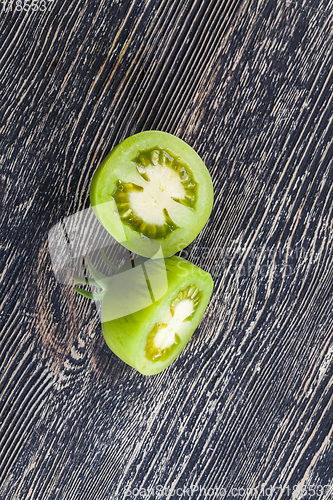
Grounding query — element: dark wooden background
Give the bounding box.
[1,0,333,498]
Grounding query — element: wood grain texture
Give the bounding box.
[1,0,333,499]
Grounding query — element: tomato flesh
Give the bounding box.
[90,131,214,257]
[101,256,214,375]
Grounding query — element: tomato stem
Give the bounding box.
[100,248,119,270]
[73,276,99,288]
[85,255,109,289]
[74,285,105,301]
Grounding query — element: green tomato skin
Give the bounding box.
[101,256,214,375]
[90,131,214,258]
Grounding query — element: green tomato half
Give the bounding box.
[101,256,213,375]
[90,131,214,258]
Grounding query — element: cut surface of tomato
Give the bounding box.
[90,131,214,257]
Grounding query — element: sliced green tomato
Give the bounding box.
[90,131,214,257]
[101,256,213,375]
